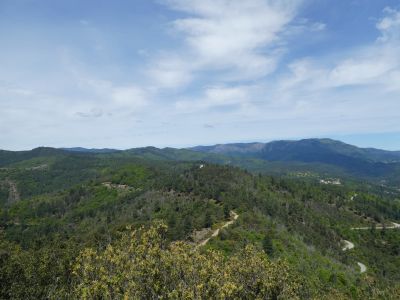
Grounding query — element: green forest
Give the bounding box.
[0,149,399,299]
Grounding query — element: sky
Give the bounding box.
[1,0,400,151]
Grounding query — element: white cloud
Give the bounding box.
[150,0,301,90]
[241,7,400,140]
[310,22,326,31]
[323,9,400,89]
[328,54,396,87]
[176,85,251,112]
[66,66,150,112]
[282,18,326,37]
[155,5,400,146]
[279,7,400,91]
[147,55,194,89]
[111,86,148,108]
[2,1,400,150]
[376,7,400,42]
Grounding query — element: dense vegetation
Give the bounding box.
[0,147,399,299]
[72,223,302,299]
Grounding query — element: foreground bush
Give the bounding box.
[72,222,302,299]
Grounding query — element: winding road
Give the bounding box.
[341,240,367,274]
[343,193,399,274]
[197,207,381,274]
[198,211,239,247]
[342,220,400,273]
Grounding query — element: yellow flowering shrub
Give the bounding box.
[72,222,302,299]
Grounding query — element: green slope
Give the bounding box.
[0,149,399,298]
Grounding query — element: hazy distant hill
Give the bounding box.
[191,138,400,163]
[2,139,400,184]
[190,139,400,180]
[0,147,64,167]
[61,147,120,154]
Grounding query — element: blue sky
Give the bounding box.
[1,0,400,150]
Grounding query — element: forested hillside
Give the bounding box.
[191,139,400,184]
[0,148,399,299]
[191,139,400,163]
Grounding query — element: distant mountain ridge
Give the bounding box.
[189,139,400,183]
[190,138,400,163]
[191,142,265,155]
[1,139,400,185]
[61,147,120,153]
[0,147,64,167]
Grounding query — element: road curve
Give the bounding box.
[198,211,239,247]
[341,239,367,274]
[342,240,354,251]
[357,262,367,273]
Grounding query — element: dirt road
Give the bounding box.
[342,240,354,251]
[351,222,400,230]
[198,211,239,247]
[341,239,367,273]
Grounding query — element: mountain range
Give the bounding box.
[1,138,400,186]
[189,138,400,184]
[1,137,400,298]
[190,138,400,163]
